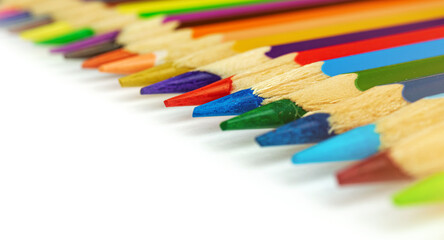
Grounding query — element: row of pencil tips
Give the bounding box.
[1,0,444,207]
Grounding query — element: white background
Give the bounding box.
[0,30,443,240]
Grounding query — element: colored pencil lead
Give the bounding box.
[20,21,75,42]
[82,49,136,69]
[291,93,444,164]
[0,11,32,26]
[278,87,444,164]
[64,41,122,59]
[140,71,222,95]
[139,46,279,94]
[37,28,95,45]
[8,15,53,33]
[119,62,192,88]
[336,151,412,185]
[99,53,159,75]
[50,30,120,54]
[220,99,306,130]
[193,89,264,117]
[164,77,234,107]
[0,10,30,22]
[394,172,444,206]
[258,113,336,146]
[337,121,444,185]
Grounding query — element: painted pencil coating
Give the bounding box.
[165,17,444,107]
[163,0,354,26]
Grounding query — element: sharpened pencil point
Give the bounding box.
[82,49,135,69]
[193,89,264,117]
[257,113,334,147]
[0,8,20,18]
[8,15,53,33]
[20,21,74,42]
[64,42,122,59]
[118,63,192,88]
[140,71,222,94]
[0,10,30,23]
[220,100,306,130]
[337,151,412,185]
[99,53,156,75]
[164,77,233,107]
[37,28,95,45]
[50,31,120,54]
[0,11,31,26]
[393,173,444,206]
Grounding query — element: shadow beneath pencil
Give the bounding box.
[276,161,348,185]
[325,182,404,206]
[233,145,301,167]
[376,205,444,231]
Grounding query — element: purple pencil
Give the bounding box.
[50,31,120,54]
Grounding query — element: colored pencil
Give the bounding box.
[337,120,444,185]
[0,1,80,32]
[394,172,444,206]
[64,41,123,59]
[10,0,204,44]
[268,82,444,160]
[8,15,55,33]
[0,10,32,26]
[50,30,121,55]
[114,0,272,14]
[48,0,275,49]
[3,0,444,209]
[163,18,444,107]
[50,0,319,56]
[253,56,444,148]
[87,0,422,73]
[120,1,444,90]
[230,73,444,133]
[20,8,135,44]
[116,0,355,45]
[192,38,444,118]
[103,0,444,75]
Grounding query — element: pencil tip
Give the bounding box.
[20,21,73,42]
[140,71,222,95]
[99,53,156,75]
[50,31,120,54]
[0,10,30,24]
[192,89,264,117]
[336,151,411,185]
[0,11,31,27]
[393,173,444,206]
[257,113,333,147]
[37,28,94,45]
[118,63,192,88]
[64,42,122,59]
[164,77,234,107]
[82,48,133,69]
[8,15,53,33]
[220,100,306,131]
